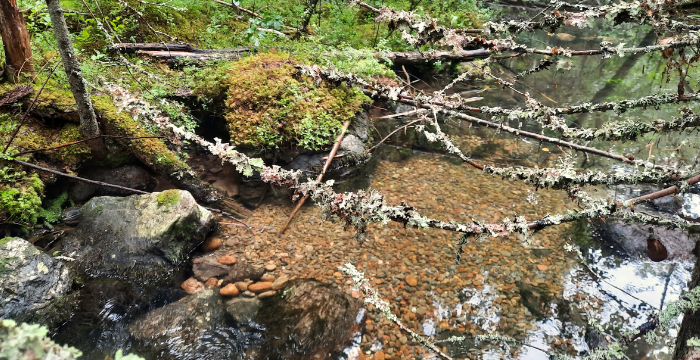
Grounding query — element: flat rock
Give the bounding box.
[271,276,289,290]
[258,290,276,299]
[248,282,273,293]
[220,284,239,297]
[193,256,230,281]
[226,264,265,283]
[218,255,237,265]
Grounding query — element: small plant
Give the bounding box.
[157,189,181,209]
[0,319,82,359]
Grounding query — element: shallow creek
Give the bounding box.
[52,10,700,360]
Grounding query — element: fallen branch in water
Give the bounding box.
[278,119,351,236]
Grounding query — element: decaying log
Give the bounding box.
[108,43,491,65]
[381,49,490,64]
[0,85,32,107]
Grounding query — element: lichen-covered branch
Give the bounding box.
[484,155,681,190]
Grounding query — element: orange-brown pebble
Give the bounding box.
[202,238,222,252]
[234,281,248,292]
[405,274,418,287]
[218,255,237,265]
[248,282,273,293]
[181,277,204,294]
[537,264,548,271]
[220,283,240,297]
[372,350,385,360]
[204,277,219,287]
[261,274,276,282]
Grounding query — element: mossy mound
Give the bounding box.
[192,52,369,150]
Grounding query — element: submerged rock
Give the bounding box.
[225,297,262,327]
[128,288,226,354]
[61,190,215,283]
[256,279,362,360]
[0,237,75,328]
[590,184,700,261]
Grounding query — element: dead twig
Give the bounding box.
[278,119,351,236]
[367,119,423,153]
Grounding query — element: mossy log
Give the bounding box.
[93,96,221,203]
[107,43,491,65]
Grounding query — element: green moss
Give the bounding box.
[93,95,189,172]
[0,166,44,227]
[190,52,369,150]
[0,237,13,247]
[156,189,181,209]
[52,126,91,167]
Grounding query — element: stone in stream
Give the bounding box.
[225,297,262,327]
[192,256,230,281]
[60,190,215,284]
[590,184,699,261]
[0,237,76,329]
[256,279,362,360]
[226,264,265,283]
[128,288,230,356]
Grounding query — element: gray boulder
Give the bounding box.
[340,134,365,154]
[0,238,74,328]
[61,190,215,283]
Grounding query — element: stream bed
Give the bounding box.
[50,5,700,360]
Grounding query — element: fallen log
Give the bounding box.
[108,43,491,65]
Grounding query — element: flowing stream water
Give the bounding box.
[51,9,700,360]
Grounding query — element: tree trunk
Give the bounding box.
[0,0,34,79]
[299,0,320,33]
[45,0,105,156]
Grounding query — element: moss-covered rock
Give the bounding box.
[60,190,215,284]
[0,238,75,329]
[191,52,369,150]
[94,96,220,203]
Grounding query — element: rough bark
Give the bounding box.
[0,0,34,78]
[45,0,105,156]
[673,243,700,360]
